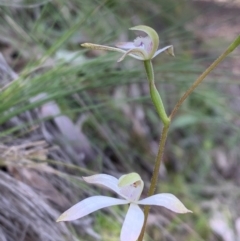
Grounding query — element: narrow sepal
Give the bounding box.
[152,45,174,59]
[137,193,192,214]
[117,48,146,62]
[81,43,126,54]
[83,174,124,197]
[56,196,129,222]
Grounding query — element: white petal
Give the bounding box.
[116,42,136,49]
[121,204,144,241]
[137,193,192,213]
[57,196,129,222]
[117,48,147,62]
[152,45,175,59]
[83,174,125,197]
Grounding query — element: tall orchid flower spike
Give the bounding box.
[57,173,192,241]
[81,25,174,62]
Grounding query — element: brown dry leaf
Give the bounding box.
[0,171,77,241]
[9,167,70,209]
[0,141,69,209]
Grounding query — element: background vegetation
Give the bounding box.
[0,0,239,241]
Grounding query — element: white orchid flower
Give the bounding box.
[81,25,174,62]
[57,173,192,241]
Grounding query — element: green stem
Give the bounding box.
[138,60,171,241]
[138,123,170,241]
[170,35,240,120]
[138,35,240,241]
[144,60,170,126]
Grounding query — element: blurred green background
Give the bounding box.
[0,0,240,241]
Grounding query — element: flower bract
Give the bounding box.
[57,173,192,241]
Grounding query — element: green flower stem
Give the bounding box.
[138,60,171,241]
[138,36,240,241]
[138,123,170,241]
[144,60,170,126]
[170,34,240,120]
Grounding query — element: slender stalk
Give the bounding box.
[138,123,170,241]
[138,36,240,241]
[138,60,171,241]
[170,35,240,120]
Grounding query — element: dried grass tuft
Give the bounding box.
[0,171,77,241]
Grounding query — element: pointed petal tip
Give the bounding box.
[137,193,192,214]
[167,45,175,57]
[176,205,192,214]
[177,206,193,214]
[81,43,95,49]
[81,43,88,47]
[177,208,192,214]
[56,213,67,222]
[117,56,124,62]
[82,175,93,182]
[117,53,128,62]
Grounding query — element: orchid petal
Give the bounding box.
[82,43,143,61]
[120,204,144,241]
[130,25,159,59]
[116,42,136,49]
[137,193,192,214]
[117,48,146,62]
[81,43,127,54]
[117,173,144,202]
[57,196,129,222]
[152,45,175,59]
[83,174,124,198]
